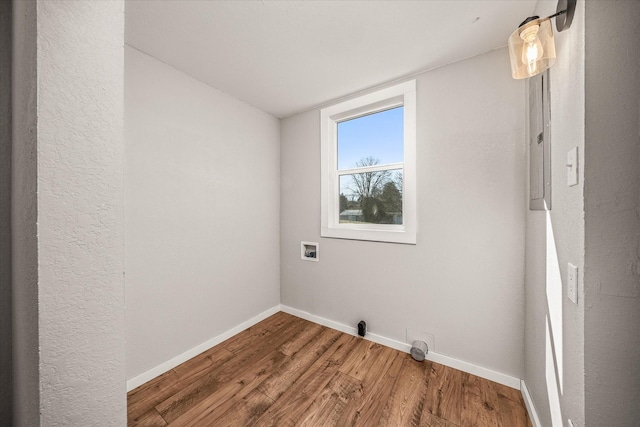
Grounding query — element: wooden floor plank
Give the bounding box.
[253,333,358,427]
[221,311,296,355]
[127,408,167,427]
[278,321,328,357]
[354,370,400,426]
[127,315,284,421]
[170,343,236,379]
[460,372,501,427]
[257,326,341,400]
[160,318,326,424]
[164,348,287,425]
[126,343,234,423]
[298,371,363,427]
[127,369,180,422]
[334,346,403,426]
[378,355,431,427]
[197,388,274,426]
[420,412,461,427]
[179,326,339,425]
[338,339,388,381]
[154,315,308,423]
[127,312,532,427]
[494,381,532,427]
[422,361,464,425]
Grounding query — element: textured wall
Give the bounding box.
[523,1,586,425]
[11,0,40,424]
[584,1,640,425]
[281,48,526,379]
[0,0,12,423]
[13,1,127,425]
[125,47,281,380]
[37,1,126,425]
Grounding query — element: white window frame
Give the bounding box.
[320,80,416,244]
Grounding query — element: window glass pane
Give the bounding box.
[339,169,403,225]
[337,106,403,170]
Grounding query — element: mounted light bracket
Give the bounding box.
[508,0,576,79]
[555,0,576,32]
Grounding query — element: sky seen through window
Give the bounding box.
[337,106,404,171]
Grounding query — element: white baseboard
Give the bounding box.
[127,304,522,393]
[280,304,521,390]
[521,380,542,427]
[126,305,281,392]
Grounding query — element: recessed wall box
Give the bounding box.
[529,69,552,210]
[301,241,319,262]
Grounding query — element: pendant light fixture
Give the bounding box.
[508,0,576,79]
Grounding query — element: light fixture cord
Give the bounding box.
[546,9,567,20]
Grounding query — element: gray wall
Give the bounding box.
[0,0,12,423]
[125,47,281,381]
[281,48,527,379]
[12,1,127,425]
[584,1,640,425]
[524,1,640,425]
[11,0,40,424]
[523,0,586,425]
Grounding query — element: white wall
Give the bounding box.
[0,0,12,422]
[280,48,526,379]
[12,1,126,425]
[125,47,281,381]
[584,1,640,425]
[523,1,586,425]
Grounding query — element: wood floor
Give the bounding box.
[128,312,532,427]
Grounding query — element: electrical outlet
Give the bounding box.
[567,263,578,304]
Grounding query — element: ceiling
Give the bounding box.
[125,0,537,118]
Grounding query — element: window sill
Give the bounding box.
[321,227,416,245]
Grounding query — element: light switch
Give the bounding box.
[567,147,579,186]
[567,263,578,304]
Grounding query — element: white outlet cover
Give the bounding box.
[567,147,579,186]
[406,328,435,353]
[567,263,578,304]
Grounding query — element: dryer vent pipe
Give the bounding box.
[410,340,428,362]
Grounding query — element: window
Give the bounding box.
[321,80,416,244]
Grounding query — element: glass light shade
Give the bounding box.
[508,17,556,79]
